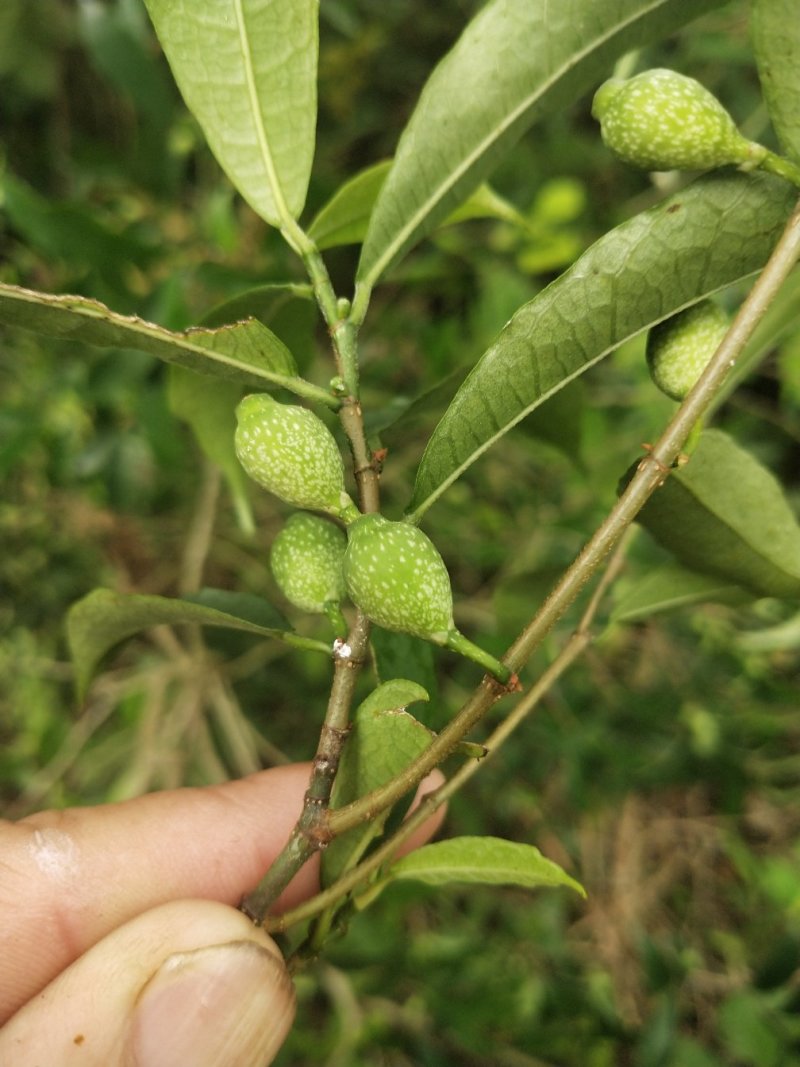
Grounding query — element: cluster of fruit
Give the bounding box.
[233,68,786,680]
[234,395,512,683]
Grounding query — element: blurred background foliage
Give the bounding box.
[2,1,800,1064]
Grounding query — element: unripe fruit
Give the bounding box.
[235,394,358,523]
[592,69,765,173]
[343,514,511,683]
[270,513,347,616]
[646,300,730,401]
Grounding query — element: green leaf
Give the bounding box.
[610,563,751,624]
[0,282,337,401]
[356,679,430,717]
[407,172,796,521]
[355,0,727,294]
[308,161,392,250]
[752,0,800,163]
[199,282,314,329]
[308,160,525,252]
[370,628,439,709]
[167,366,253,534]
[634,430,800,600]
[384,836,585,896]
[67,587,329,700]
[142,0,318,226]
[321,687,434,888]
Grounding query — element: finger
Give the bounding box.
[1,764,445,1023]
[0,763,314,1022]
[0,899,295,1067]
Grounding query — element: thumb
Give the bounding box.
[0,899,295,1067]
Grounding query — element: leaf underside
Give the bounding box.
[634,430,800,600]
[408,172,797,520]
[752,0,800,163]
[143,0,318,226]
[67,587,310,700]
[0,283,301,389]
[357,0,728,290]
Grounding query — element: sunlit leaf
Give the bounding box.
[143,0,318,226]
[407,173,796,521]
[634,430,800,600]
[67,587,329,700]
[752,0,800,163]
[356,0,727,294]
[383,836,585,895]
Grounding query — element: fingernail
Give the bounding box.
[131,941,295,1067]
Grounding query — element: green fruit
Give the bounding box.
[270,513,347,616]
[592,69,765,173]
[235,394,358,522]
[646,300,730,401]
[343,514,511,683]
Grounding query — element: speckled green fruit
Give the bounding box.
[344,515,511,683]
[235,394,358,522]
[592,69,765,173]
[270,513,347,615]
[646,301,730,401]
[344,514,454,641]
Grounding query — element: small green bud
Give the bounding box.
[592,69,765,173]
[270,513,347,615]
[646,300,730,401]
[343,514,511,683]
[235,394,358,522]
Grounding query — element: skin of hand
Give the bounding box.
[0,763,444,1066]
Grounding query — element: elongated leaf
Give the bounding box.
[610,563,751,624]
[321,687,433,887]
[308,161,526,252]
[408,172,796,520]
[752,0,800,163]
[634,430,800,600]
[385,836,585,896]
[167,366,253,534]
[0,283,336,401]
[68,587,329,699]
[143,0,318,226]
[356,0,727,292]
[308,161,392,250]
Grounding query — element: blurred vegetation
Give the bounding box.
[2,1,800,1064]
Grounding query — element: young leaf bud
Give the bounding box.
[270,513,347,616]
[592,69,765,173]
[646,300,730,401]
[235,394,359,522]
[343,514,511,683]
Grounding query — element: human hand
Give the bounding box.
[0,764,443,1065]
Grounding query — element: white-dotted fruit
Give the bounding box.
[270,513,347,615]
[235,394,358,522]
[646,300,730,401]
[592,69,764,173]
[343,514,511,683]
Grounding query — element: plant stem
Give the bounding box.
[759,151,800,190]
[241,612,373,922]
